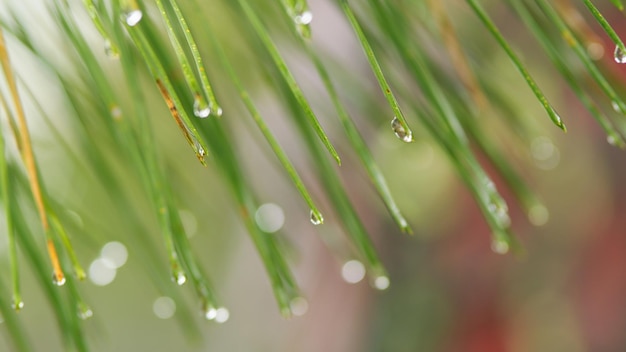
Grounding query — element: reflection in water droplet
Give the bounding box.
[528,204,550,226]
[374,276,390,290]
[491,240,509,254]
[290,297,309,317]
[214,307,230,323]
[153,297,176,319]
[124,9,143,27]
[53,273,66,286]
[172,270,187,286]
[12,300,24,311]
[614,45,626,64]
[309,210,323,225]
[341,260,366,284]
[391,117,413,143]
[193,98,210,118]
[294,11,313,25]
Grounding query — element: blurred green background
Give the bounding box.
[1,0,626,351]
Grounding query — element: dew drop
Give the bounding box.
[53,273,66,286]
[341,260,366,284]
[214,106,223,117]
[289,297,309,317]
[309,210,323,225]
[172,270,187,286]
[104,39,119,58]
[204,307,218,320]
[491,240,509,254]
[608,135,619,146]
[294,11,313,25]
[124,9,143,27]
[614,45,626,64]
[391,117,413,143]
[374,276,390,290]
[193,98,210,118]
[78,307,93,320]
[214,307,230,323]
[12,300,24,311]
[612,100,625,114]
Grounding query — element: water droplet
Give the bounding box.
[374,276,390,290]
[172,269,187,286]
[391,117,413,142]
[294,11,313,25]
[214,106,223,117]
[531,137,560,170]
[78,306,93,320]
[53,273,66,286]
[614,45,626,64]
[193,98,210,118]
[89,258,117,286]
[124,9,143,27]
[255,203,285,233]
[341,260,366,284]
[100,241,128,269]
[104,39,119,58]
[612,100,625,114]
[214,307,229,323]
[608,135,619,146]
[110,105,122,120]
[204,307,218,320]
[528,204,549,226]
[586,42,604,60]
[491,240,509,254]
[153,296,176,319]
[12,300,24,311]
[309,210,323,225]
[289,297,309,317]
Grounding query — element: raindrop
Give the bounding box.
[612,101,625,114]
[204,307,218,320]
[309,210,323,225]
[104,39,119,58]
[531,137,560,170]
[78,306,93,320]
[289,297,309,317]
[528,204,549,226]
[607,135,619,147]
[53,273,66,287]
[294,11,313,25]
[193,98,210,118]
[214,307,230,323]
[172,269,187,286]
[124,9,143,27]
[12,300,24,311]
[614,45,626,64]
[374,276,390,290]
[491,240,509,254]
[341,260,366,284]
[391,117,413,143]
[100,241,128,269]
[255,203,285,233]
[214,106,223,117]
[153,297,176,319]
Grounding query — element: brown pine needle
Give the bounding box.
[0,28,64,283]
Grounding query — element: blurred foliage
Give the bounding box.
[0,0,625,350]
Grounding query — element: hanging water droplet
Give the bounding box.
[12,300,24,311]
[612,100,625,115]
[391,117,413,142]
[78,306,93,320]
[608,134,619,146]
[374,275,390,290]
[294,11,313,25]
[104,39,119,58]
[528,204,549,226]
[289,297,309,317]
[214,106,223,117]
[193,98,210,118]
[341,260,366,284]
[490,240,509,254]
[204,306,218,320]
[309,210,323,225]
[214,307,230,323]
[124,9,143,27]
[614,45,626,64]
[172,270,187,286]
[52,273,66,286]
